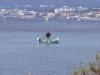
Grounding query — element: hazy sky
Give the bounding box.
[0,0,100,8]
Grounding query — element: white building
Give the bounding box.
[54,6,75,14]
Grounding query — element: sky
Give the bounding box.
[0,0,100,8]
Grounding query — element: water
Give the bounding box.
[0,32,100,75]
[0,21,100,75]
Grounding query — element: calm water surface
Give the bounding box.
[0,30,100,75]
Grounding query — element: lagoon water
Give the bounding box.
[0,20,100,75]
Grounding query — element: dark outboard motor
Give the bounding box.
[39,38,41,43]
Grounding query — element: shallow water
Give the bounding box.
[0,30,100,75]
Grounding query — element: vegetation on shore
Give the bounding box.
[73,53,100,75]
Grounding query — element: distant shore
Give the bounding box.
[0,6,100,21]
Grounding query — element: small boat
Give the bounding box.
[37,37,59,44]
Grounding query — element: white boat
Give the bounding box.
[37,37,59,44]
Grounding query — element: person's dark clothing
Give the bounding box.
[46,32,51,38]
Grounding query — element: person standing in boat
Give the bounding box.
[45,31,51,40]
